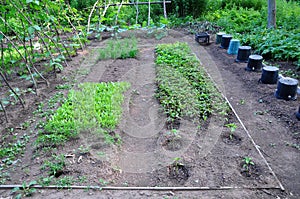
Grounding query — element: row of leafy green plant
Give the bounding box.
[155,42,225,125]
[36,82,130,147]
[98,37,138,60]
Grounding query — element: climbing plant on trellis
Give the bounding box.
[0,0,87,122]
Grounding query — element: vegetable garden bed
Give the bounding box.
[0,30,290,199]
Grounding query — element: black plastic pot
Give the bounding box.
[245,55,263,71]
[195,32,210,44]
[220,34,232,49]
[260,66,279,84]
[235,46,251,62]
[275,77,298,100]
[216,32,225,44]
[296,105,300,120]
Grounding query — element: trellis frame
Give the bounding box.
[87,1,172,33]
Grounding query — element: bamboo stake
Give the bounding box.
[64,13,84,51]
[115,0,124,25]
[67,4,87,46]
[87,0,100,34]
[81,1,171,10]
[102,1,112,20]
[42,32,70,68]
[52,25,73,61]
[96,1,171,8]
[163,0,167,18]
[135,0,139,24]
[148,0,151,26]
[0,185,283,191]
[0,70,25,108]
[20,17,39,92]
[1,37,10,122]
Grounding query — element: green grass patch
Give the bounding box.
[155,42,224,124]
[36,82,130,146]
[98,37,138,60]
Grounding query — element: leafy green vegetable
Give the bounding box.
[36,82,130,146]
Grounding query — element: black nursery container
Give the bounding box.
[246,55,263,71]
[296,105,300,120]
[236,46,251,62]
[220,34,232,49]
[275,77,298,100]
[216,32,225,44]
[260,66,279,84]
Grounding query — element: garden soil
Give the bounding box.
[0,29,299,199]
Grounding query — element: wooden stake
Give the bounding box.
[0,100,8,123]
[148,0,151,26]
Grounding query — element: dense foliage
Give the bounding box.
[203,0,300,63]
[68,0,97,9]
[168,0,208,17]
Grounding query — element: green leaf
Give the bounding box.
[0,34,3,41]
[29,180,37,186]
[33,25,41,31]
[26,0,39,5]
[15,194,22,199]
[11,187,20,193]
[28,27,35,35]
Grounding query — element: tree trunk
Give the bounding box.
[268,0,276,29]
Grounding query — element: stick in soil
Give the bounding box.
[0,36,24,108]
[0,71,25,108]
[0,100,8,123]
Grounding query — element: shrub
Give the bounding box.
[68,0,97,10]
[220,0,266,10]
[169,0,208,17]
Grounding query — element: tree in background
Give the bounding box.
[68,0,98,9]
[168,0,208,17]
[268,0,276,28]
